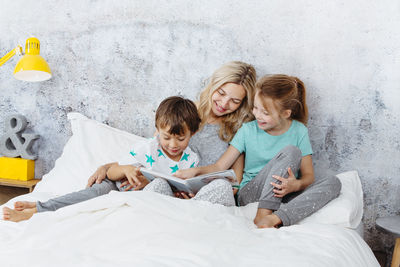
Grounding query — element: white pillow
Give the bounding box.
[34,113,146,195]
[239,171,364,228]
[297,170,363,228]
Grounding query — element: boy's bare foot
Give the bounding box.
[2,207,36,222]
[14,201,36,211]
[254,208,282,228]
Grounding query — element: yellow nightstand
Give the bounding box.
[0,178,40,193]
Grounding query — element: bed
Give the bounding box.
[0,113,379,267]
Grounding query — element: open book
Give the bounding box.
[140,168,238,194]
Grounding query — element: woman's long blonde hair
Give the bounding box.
[197,61,256,142]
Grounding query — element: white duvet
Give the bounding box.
[0,114,379,266]
[0,191,378,267]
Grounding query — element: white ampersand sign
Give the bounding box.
[0,114,40,160]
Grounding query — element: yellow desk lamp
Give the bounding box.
[0,37,51,82]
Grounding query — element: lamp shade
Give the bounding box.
[13,37,51,82]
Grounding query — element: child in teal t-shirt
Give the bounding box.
[230,119,312,189]
[176,74,341,229]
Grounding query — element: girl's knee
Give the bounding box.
[277,145,302,161]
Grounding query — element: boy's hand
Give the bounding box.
[86,166,108,188]
[120,176,149,191]
[122,166,149,190]
[174,168,199,179]
[270,167,301,198]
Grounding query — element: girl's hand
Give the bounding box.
[174,191,195,199]
[86,166,108,188]
[174,168,199,179]
[270,167,301,198]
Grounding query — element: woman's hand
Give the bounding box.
[86,166,108,188]
[270,167,301,198]
[174,191,195,199]
[174,168,199,180]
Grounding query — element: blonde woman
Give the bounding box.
[174,61,257,205]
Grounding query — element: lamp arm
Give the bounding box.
[0,45,23,66]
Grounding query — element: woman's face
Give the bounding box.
[211,83,246,117]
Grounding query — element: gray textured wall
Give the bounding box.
[1,0,399,256]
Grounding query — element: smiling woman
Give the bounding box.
[211,83,246,117]
[197,61,256,142]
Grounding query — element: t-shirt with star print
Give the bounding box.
[117,136,199,190]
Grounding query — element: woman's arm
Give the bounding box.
[271,155,315,197]
[175,145,241,179]
[86,162,117,187]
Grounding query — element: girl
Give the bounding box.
[9,61,256,218]
[175,74,341,228]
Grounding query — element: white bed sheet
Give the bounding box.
[0,190,379,267]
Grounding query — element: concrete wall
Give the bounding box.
[1,0,399,256]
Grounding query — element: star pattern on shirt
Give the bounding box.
[146,154,155,167]
[170,164,179,173]
[157,149,166,158]
[190,162,196,168]
[130,150,137,157]
[180,152,190,161]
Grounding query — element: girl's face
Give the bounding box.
[252,92,290,132]
[211,83,246,117]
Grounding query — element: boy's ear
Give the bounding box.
[282,109,292,119]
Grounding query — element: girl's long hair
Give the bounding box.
[256,74,308,125]
[197,61,256,141]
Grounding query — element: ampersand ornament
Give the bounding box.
[0,114,40,160]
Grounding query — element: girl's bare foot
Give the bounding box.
[254,209,282,228]
[14,201,36,211]
[2,207,36,222]
[254,214,282,228]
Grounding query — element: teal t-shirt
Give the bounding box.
[230,120,313,188]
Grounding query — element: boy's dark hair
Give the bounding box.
[155,96,201,135]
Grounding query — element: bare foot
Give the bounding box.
[14,201,36,211]
[2,207,36,222]
[254,209,282,228]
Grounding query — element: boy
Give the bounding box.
[107,96,201,192]
[3,96,201,222]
